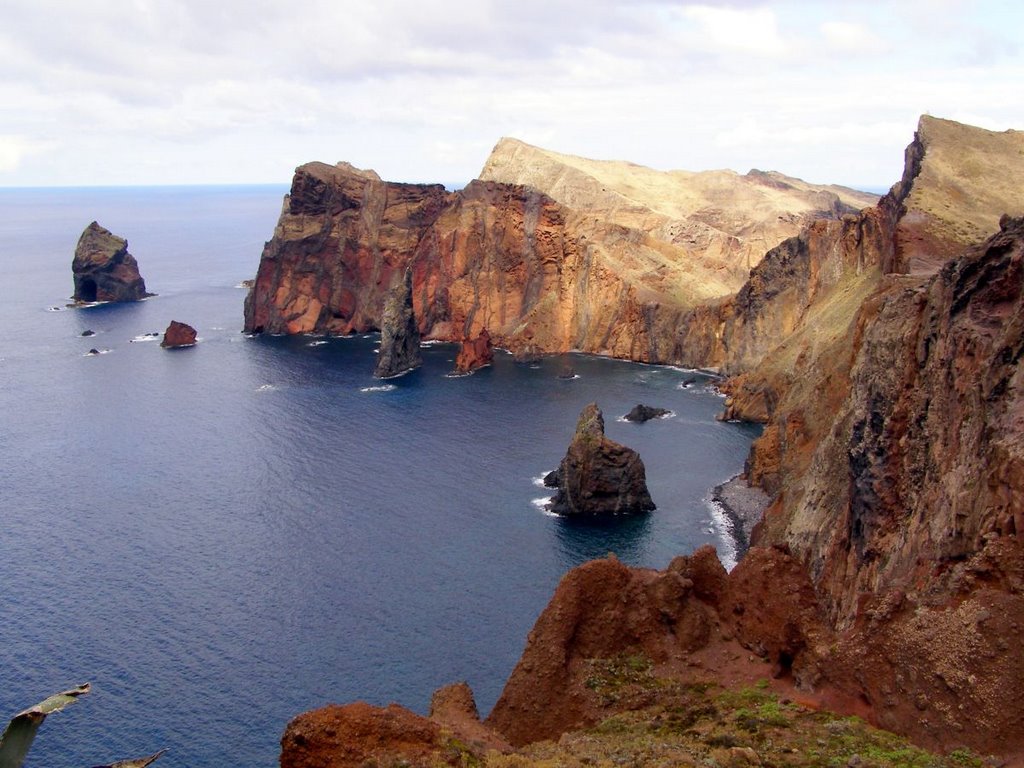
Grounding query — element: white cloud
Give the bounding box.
[677,5,790,58]
[0,135,54,172]
[820,21,888,54]
[0,1,1021,187]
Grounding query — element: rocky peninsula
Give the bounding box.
[258,115,1024,765]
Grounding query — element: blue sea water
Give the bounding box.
[0,186,759,767]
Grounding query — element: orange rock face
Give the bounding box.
[280,702,441,768]
[160,320,197,348]
[453,328,494,374]
[244,143,874,363]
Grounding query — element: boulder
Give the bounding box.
[72,222,151,303]
[453,328,493,374]
[374,268,421,378]
[161,321,197,348]
[545,403,655,516]
[623,403,671,422]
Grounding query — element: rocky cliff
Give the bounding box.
[699,119,1024,755]
[275,116,1024,764]
[244,143,875,361]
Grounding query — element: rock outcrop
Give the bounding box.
[373,268,421,378]
[543,404,655,516]
[72,222,151,303]
[452,328,494,374]
[160,321,197,348]
[281,702,443,768]
[280,685,511,768]
[623,403,671,422]
[485,546,831,747]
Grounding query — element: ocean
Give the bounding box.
[0,186,760,766]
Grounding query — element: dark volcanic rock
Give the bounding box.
[374,268,421,378]
[623,403,671,422]
[72,221,151,303]
[81,329,95,337]
[547,403,655,516]
[161,320,197,348]
[453,328,494,374]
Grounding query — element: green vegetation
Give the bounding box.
[0,685,164,768]
[491,666,989,768]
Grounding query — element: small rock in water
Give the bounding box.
[81,329,95,337]
[557,366,576,380]
[87,348,100,355]
[623,403,671,423]
[161,320,198,349]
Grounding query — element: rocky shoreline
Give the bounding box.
[711,475,771,555]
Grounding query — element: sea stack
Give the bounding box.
[545,403,655,516]
[374,268,421,378]
[72,222,151,303]
[453,328,494,374]
[161,321,197,348]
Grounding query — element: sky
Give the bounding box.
[1,0,1022,189]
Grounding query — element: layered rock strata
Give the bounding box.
[243,146,875,360]
[72,221,151,303]
[373,268,421,378]
[544,403,655,516]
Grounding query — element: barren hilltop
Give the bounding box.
[245,115,1024,767]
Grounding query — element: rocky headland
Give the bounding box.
[544,403,655,517]
[268,116,1024,764]
[72,221,151,303]
[243,141,876,361]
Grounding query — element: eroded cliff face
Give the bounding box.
[245,143,876,362]
[243,162,451,336]
[479,137,877,300]
[710,124,1024,755]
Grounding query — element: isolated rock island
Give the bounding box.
[261,115,1024,765]
[160,321,197,349]
[543,403,655,516]
[72,221,151,303]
